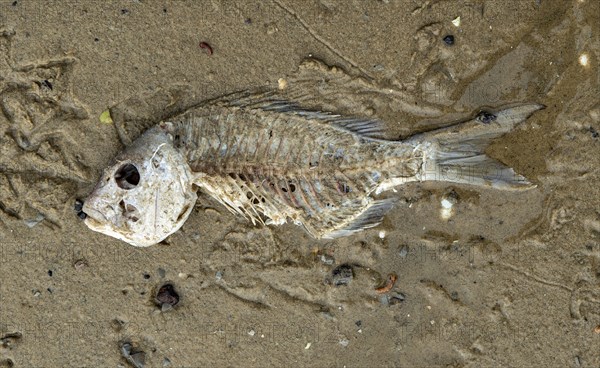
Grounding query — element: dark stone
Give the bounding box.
[74,199,87,220]
[155,284,179,308]
[443,35,454,45]
[476,111,497,124]
[332,264,354,286]
[74,199,84,212]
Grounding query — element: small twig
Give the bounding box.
[375,273,398,294]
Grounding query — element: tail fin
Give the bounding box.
[411,104,545,190]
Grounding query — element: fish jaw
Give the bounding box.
[83,201,193,247]
[84,212,149,247]
[82,199,154,247]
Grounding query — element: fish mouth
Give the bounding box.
[83,215,104,230]
[82,205,145,246]
[81,206,109,231]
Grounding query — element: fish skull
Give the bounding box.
[83,124,197,247]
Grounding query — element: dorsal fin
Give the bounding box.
[201,88,388,140]
[327,117,387,139]
[256,100,387,140]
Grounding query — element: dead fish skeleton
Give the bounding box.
[82,97,543,247]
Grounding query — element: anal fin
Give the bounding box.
[322,198,396,239]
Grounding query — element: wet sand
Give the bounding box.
[0,1,599,367]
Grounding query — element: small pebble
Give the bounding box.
[332,264,354,286]
[74,199,87,219]
[398,245,408,258]
[24,214,44,228]
[277,78,288,90]
[440,197,456,220]
[155,284,179,308]
[372,64,385,72]
[320,254,335,265]
[265,23,278,35]
[476,111,497,124]
[443,35,455,45]
[74,259,87,270]
[320,311,335,320]
[70,200,83,212]
[120,341,146,368]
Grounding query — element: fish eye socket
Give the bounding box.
[115,163,140,190]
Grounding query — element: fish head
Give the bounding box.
[82,124,197,247]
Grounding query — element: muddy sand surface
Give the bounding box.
[0,1,599,367]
